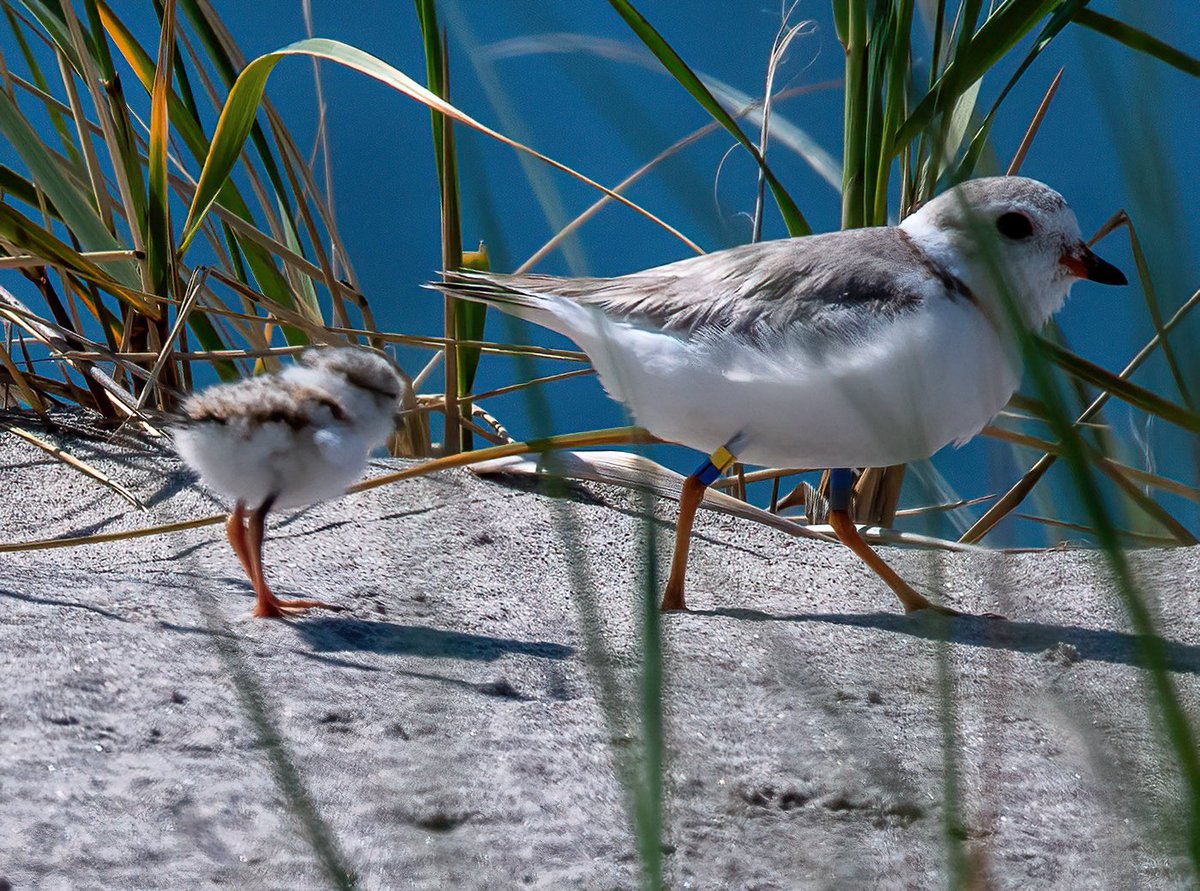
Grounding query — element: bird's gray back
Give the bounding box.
[498,227,967,346]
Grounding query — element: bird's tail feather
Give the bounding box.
[425,271,564,332]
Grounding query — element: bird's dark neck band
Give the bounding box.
[896,228,978,306]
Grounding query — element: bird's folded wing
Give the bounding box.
[440,227,960,346]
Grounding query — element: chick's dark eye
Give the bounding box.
[996,211,1033,240]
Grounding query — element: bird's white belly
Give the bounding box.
[175,421,373,509]
[574,300,1019,469]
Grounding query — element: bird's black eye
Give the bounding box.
[996,211,1033,240]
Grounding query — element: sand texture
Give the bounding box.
[1,418,1196,889]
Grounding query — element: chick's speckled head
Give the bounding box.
[299,346,407,403]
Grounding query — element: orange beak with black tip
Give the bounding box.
[1061,243,1127,286]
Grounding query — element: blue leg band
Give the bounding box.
[692,445,737,487]
[694,458,722,486]
[829,467,854,512]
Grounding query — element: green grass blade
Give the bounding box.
[840,0,867,228]
[176,0,296,219]
[0,163,58,215]
[174,56,276,253]
[677,77,843,190]
[1026,340,1200,879]
[633,494,664,890]
[1120,217,1193,409]
[96,1,307,344]
[178,37,700,258]
[441,3,592,277]
[895,0,1061,150]
[4,5,78,161]
[276,195,322,323]
[605,0,810,236]
[80,0,118,79]
[0,201,155,315]
[949,0,1084,184]
[972,209,1200,873]
[939,75,981,177]
[145,0,201,133]
[1075,9,1200,77]
[1092,457,1197,546]
[831,0,848,41]
[414,1,467,452]
[875,0,912,221]
[0,83,136,286]
[928,0,947,86]
[12,0,82,71]
[413,0,445,174]
[81,0,150,242]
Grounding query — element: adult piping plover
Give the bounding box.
[175,347,407,618]
[433,177,1126,615]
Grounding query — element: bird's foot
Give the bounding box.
[659,587,689,612]
[252,595,345,619]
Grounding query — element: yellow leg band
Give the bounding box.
[710,446,737,472]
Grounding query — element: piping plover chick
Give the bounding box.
[433,176,1126,615]
[175,346,406,618]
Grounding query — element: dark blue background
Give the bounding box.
[24,2,1200,542]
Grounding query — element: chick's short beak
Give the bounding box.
[1061,243,1127,286]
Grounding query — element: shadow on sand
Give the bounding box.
[696,607,1200,675]
[293,617,574,662]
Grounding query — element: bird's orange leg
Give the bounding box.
[662,474,706,611]
[827,509,958,615]
[826,467,964,616]
[226,502,253,579]
[661,446,737,612]
[244,497,343,619]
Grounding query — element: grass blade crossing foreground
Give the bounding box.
[961,285,1200,544]
[1039,336,1200,435]
[971,208,1200,877]
[191,578,359,889]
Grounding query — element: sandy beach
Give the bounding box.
[1,418,1195,889]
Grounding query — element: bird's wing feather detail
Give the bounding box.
[431,227,970,349]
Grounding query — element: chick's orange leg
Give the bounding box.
[226,501,254,579]
[245,497,343,619]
